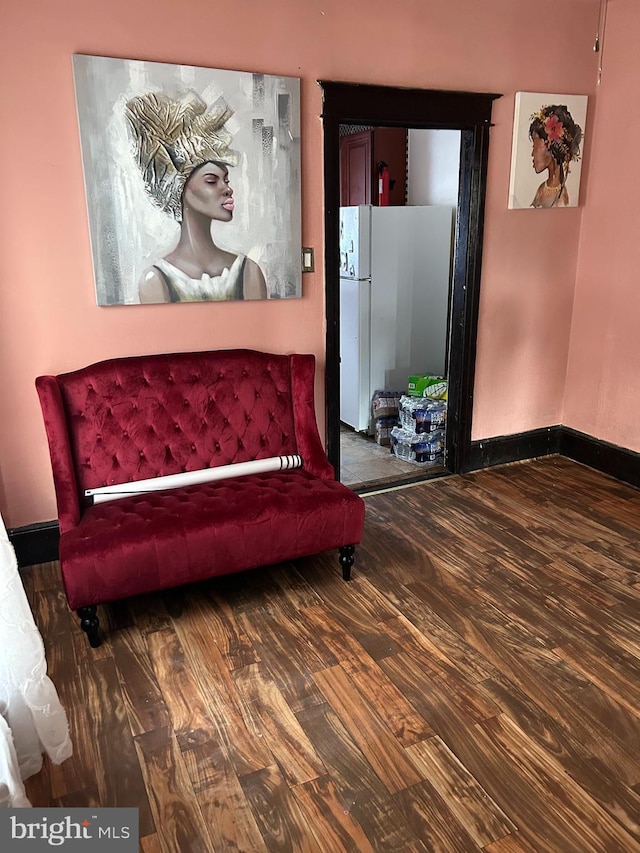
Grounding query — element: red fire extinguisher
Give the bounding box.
[378,161,390,206]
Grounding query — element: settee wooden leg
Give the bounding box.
[339,545,355,581]
[77,605,101,648]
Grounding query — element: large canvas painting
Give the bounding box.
[73,54,301,305]
[508,92,588,210]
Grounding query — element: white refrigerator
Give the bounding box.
[339,204,453,432]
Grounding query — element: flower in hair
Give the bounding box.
[544,114,564,144]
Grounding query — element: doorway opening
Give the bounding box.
[319,81,501,490]
[338,125,460,490]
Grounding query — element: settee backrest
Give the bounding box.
[37,349,333,531]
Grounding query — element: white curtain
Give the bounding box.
[0,511,72,807]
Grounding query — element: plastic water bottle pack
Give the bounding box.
[398,395,447,434]
[390,427,444,466]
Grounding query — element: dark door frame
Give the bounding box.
[319,81,501,476]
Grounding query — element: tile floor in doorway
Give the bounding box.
[339,423,445,490]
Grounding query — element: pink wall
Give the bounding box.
[0,0,601,527]
[563,0,640,451]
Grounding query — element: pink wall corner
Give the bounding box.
[563,0,640,452]
[0,0,601,527]
[471,94,585,440]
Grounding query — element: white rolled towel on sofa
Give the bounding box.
[85,454,303,504]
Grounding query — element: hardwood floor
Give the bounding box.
[22,456,640,852]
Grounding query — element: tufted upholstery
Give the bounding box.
[36,350,365,640]
[37,350,335,532]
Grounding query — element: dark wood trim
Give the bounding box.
[318,80,501,477]
[468,425,640,490]
[445,123,493,474]
[8,519,60,567]
[467,426,562,470]
[323,112,342,469]
[317,81,502,127]
[559,427,640,489]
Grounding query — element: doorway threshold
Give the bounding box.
[351,466,451,497]
[340,421,449,495]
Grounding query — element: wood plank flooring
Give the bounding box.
[22,456,640,852]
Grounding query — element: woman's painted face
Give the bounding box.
[531,133,552,174]
[183,162,234,221]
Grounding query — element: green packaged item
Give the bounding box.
[407,374,448,399]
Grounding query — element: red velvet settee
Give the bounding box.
[36,349,365,647]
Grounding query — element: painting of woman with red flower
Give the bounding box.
[529,105,582,208]
[508,93,588,210]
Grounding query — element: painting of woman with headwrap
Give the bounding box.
[508,92,587,211]
[73,55,301,305]
[125,91,266,302]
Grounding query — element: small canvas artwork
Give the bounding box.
[73,54,301,305]
[508,92,588,210]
